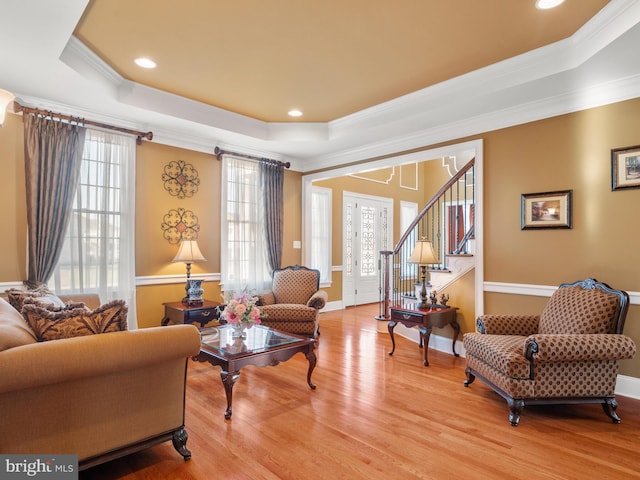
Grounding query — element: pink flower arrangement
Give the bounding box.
[219,291,263,329]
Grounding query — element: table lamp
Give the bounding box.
[408,238,439,308]
[172,239,206,304]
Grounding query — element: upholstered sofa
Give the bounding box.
[0,292,201,470]
[257,265,328,337]
[463,278,637,426]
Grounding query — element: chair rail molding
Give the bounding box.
[136,273,220,286]
[484,281,640,305]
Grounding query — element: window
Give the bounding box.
[220,156,271,293]
[400,201,418,232]
[50,129,137,327]
[400,201,418,278]
[309,186,331,283]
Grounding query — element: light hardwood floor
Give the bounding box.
[82,304,640,479]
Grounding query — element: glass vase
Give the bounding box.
[231,322,247,339]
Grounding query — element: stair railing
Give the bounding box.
[378,158,475,321]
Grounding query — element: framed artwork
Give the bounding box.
[521,190,572,230]
[611,145,640,191]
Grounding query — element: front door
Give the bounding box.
[342,192,393,306]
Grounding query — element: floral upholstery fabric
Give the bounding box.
[5,286,64,312]
[21,299,128,342]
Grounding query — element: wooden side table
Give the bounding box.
[388,303,460,366]
[161,300,222,328]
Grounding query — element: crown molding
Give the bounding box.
[306,69,640,171]
[17,0,640,170]
[326,0,640,139]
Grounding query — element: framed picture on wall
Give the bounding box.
[611,145,640,191]
[521,190,572,230]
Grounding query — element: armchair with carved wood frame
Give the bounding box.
[463,278,636,426]
[257,265,327,338]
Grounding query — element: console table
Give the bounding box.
[161,299,221,327]
[388,303,460,366]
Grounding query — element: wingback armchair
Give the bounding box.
[257,265,328,337]
[463,278,636,426]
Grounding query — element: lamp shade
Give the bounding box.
[172,239,206,263]
[408,239,438,265]
[0,89,15,127]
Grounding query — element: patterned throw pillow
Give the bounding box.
[21,299,128,342]
[5,285,62,312]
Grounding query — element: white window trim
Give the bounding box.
[309,186,332,284]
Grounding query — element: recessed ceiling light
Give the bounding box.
[134,57,157,69]
[288,109,303,117]
[535,0,565,9]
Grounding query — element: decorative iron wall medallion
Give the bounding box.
[162,160,200,198]
[161,208,201,244]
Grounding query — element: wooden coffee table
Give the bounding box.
[194,325,317,419]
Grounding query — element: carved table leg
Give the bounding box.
[305,348,317,390]
[388,320,397,356]
[171,427,191,460]
[220,370,240,419]
[419,326,431,366]
[450,317,461,357]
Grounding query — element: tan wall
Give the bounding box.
[1,96,639,377]
[134,144,302,328]
[478,98,640,377]
[134,142,221,328]
[136,142,221,278]
[0,114,27,280]
[0,116,302,329]
[311,97,640,377]
[482,100,640,288]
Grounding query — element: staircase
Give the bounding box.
[378,158,475,320]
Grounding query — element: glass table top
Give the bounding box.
[200,324,303,356]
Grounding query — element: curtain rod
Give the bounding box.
[214,146,290,169]
[13,102,153,145]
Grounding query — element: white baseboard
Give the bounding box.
[615,374,640,400]
[321,300,344,312]
[390,323,467,358]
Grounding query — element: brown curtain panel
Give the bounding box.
[23,114,86,287]
[261,161,284,272]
